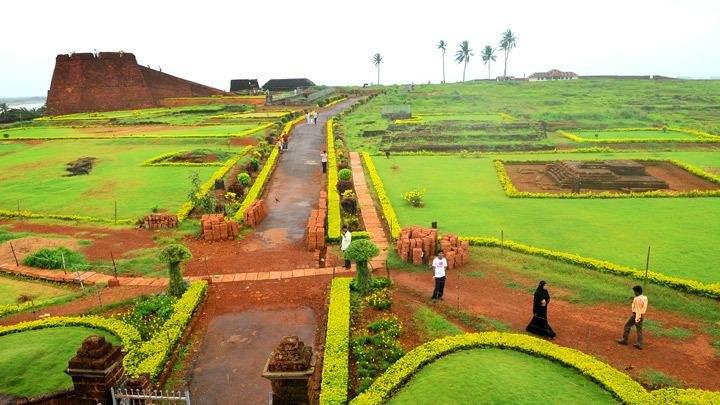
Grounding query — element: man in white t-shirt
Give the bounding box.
[341,226,352,269]
[431,251,448,301]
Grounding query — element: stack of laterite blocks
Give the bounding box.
[395,226,438,265]
[438,233,470,269]
[243,199,267,228]
[306,191,327,252]
[201,214,240,241]
[142,214,178,229]
[395,226,470,269]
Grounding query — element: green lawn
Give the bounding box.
[372,152,720,283]
[573,130,700,141]
[1,123,261,139]
[0,327,120,397]
[0,138,240,219]
[389,349,616,404]
[411,304,463,342]
[0,276,72,305]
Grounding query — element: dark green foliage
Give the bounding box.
[22,247,87,270]
[159,244,192,297]
[119,294,176,340]
[338,168,352,181]
[188,172,215,214]
[247,158,260,172]
[345,240,380,294]
[237,172,251,186]
[351,315,405,393]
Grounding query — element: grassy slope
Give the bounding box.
[388,349,616,404]
[0,276,72,305]
[0,138,230,219]
[373,152,720,283]
[0,327,120,397]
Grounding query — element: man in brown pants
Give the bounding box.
[617,285,648,349]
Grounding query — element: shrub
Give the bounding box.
[247,158,260,172]
[237,172,251,186]
[337,180,354,194]
[342,214,360,231]
[345,240,380,294]
[402,188,426,208]
[341,196,358,213]
[22,247,88,271]
[338,168,353,181]
[119,294,176,340]
[159,244,192,297]
[366,289,392,310]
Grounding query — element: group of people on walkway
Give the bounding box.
[306,111,318,125]
[427,252,648,349]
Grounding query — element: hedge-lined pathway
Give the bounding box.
[254,99,358,245]
[0,262,353,286]
[349,152,390,268]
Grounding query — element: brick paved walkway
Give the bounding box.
[349,152,391,269]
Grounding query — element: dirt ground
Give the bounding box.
[385,266,720,391]
[0,237,80,265]
[505,161,720,194]
[77,125,199,137]
[0,285,163,326]
[182,277,332,404]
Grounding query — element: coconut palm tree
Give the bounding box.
[437,40,447,83]
[499,29,517,79]
[481,46,497,79]
[372,53,383,85]
[455,40,473,82]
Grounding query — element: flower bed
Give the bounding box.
[494,159,720,199]
[461,236,720,299]
[320,277,352,405]
[123,280,207,380]
[360,153,400,239]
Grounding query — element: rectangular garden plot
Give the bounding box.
[501,159,720,196]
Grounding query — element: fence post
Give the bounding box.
[61,251,67,275]
[9,241,19,266]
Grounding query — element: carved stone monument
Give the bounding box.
[262,336,316,404]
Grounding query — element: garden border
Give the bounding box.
[494,158,720,198]
[0,315,142,348]
[327,118,342,240]
[319,277,352,405]
[360,152,400,240]
[350,332,720,404]
[558,127,720,143]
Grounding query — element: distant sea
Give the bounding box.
[1,96,46,110]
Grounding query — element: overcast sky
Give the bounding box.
[1,0,719,97]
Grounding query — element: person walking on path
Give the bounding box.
[313,111,318,124]
[306,112,312,124]
[320,150,328,173]
[341,226,352,269]
[430,251,448,301]
[617,285,648,349]
[525,280,556,339]
[282,135,288,151]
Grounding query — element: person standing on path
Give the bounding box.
[320,150,328,173]
[306,112,312,124]
[525,281,556,339]
[617,285,648,349]
[430,251,448,301]
[313,111,318,124]
[341,226,352,269]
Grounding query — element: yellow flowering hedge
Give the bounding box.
[0,296,71,318]
[142,150,224,167]
[351,332,667,404]
[327,118,342,240]
[234,146,280,222]
[651,387,720,404]
[176,146,251,222]
[0,315,142,348]
[494,159,720,199]
[558,128,720,143]
[322,97,349,109]
[319,277,351,405]
[0,209,134,225]
[499,112,516,120]
[124,280,207,380]
[393,116,423,125]
[361,152,400,239]
[281,115,306,137]
[461,236,720,299]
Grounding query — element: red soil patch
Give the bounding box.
[76,125,199,137]
[0,285,163,326]
[0,237,81,264]
[0,220,156,262]
[505,161,720,194]
[229,137,258,146]
[184,233,317,276]
[387,267,720,390]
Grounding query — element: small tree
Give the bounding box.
[159,244,192,297]
[344,239,380,294]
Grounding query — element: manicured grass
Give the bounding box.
[0,275,72,305]
[388,349,616,404]
[0,327,120,397]
[372,152,720,283]
[1,123,260,139]
[0,138,243,219]
[411,304,463,341]
[574,129,699,141]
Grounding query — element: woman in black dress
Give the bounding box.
[526,280,556,339]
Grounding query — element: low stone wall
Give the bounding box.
[201,214,240,241]
[243,199,267,228]
[142,213,178,229]
[395,226,469,268]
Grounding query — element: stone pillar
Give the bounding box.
[65,335,125,405]
[262,336,316,405]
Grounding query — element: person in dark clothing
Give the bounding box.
[525,280,556,339]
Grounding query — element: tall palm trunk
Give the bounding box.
[488,63,491,79]
[503,50,509,78]
[377,66,380,85]
[441,51,446,83]
[462,60,467,82]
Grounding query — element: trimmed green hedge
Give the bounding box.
[462,236,720,299]
[234,146,279,222]
[327,119,342,240]
[361,153,400,239]
[351,332,651,404]
[124,280,207,380]
[319,277,352,405]
[651,387,720,404]
[0,209,134,225]
[0,315,141,348]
